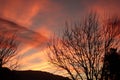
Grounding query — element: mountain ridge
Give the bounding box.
[0,67,71,80]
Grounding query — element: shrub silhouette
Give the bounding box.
[0,67,13,80]
[103,48,120,80]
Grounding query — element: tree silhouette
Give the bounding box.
[48,13,120,80]
[0,33,19,69]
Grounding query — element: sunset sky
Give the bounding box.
[0,0,120,76]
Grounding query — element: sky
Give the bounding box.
[0,0,120,76]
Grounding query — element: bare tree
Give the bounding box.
[48,13,120,80]
[0,32,19,69]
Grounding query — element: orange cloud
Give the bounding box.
[19,47,49,70]
[1,0,50,27]
[36,27,53,38]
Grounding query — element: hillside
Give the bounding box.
[0,67,70,80]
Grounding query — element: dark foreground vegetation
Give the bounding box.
[0,67,70,80]
[102,48,120,80]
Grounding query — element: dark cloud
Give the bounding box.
[0,17,47,45]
